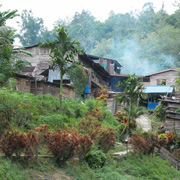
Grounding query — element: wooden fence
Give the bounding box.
[155,146,180,170]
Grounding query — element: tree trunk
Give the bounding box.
[59,71,63,113]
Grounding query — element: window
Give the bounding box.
[103,59,107,64]
[157,79,166,85]
[143,77,150,82]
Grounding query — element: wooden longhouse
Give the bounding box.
[161,99,180,133]
[18,45,122,99]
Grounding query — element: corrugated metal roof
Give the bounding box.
[144,85,173,94]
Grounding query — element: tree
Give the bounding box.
[0,5,17,48]
[67,64,88,99]
[116,74,145,136]
[55,10,100,53]
[116,74,144,121]
[0,5,31,87]
[40,27,83,112]
[18,10,55,46]
[175,68,180,92]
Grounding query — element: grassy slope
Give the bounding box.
[1,153,180,180]
[64,154,180,180]
[0,90,180,180]
[0,157,73,180]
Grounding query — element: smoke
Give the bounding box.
[112,39,176,76]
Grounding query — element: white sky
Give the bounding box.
[1,0,179,30]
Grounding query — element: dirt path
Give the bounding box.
[136,114,152,132]
[112,114,152,157]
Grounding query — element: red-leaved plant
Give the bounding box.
[78,134,93,160]
[25,131,39,160]
[85,107,104,122]
[46,129,80,163]
[0,130,27,158]
[129,132,156,156]
[0,130,39,160]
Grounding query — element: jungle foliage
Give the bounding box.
[18,2,180,75]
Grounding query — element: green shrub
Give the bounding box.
[36,94,60,115]
[101,109,119,128]
[62,98,88,118]
[31,114,76,130]
[0,90,60,132]
[153,104,165,120]
[85,98,104,111]
[85,150,107,169]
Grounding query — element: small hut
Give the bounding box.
[144,85,174,110]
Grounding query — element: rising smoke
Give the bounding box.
[113,39,176,76]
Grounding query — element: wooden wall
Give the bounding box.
[31,81,74,99]
[162,100,180,133]
[149,70,178,86]
[16,77,31,93]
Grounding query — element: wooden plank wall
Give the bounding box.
[16,77,31,93]
[165,102,180,133]
[31,82,74,99]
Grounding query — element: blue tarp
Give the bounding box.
[148,102,159,110]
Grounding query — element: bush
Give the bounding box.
[129,132,156,156]
[33,124,49,144]
[157,133,169,147]
[85,107,104,122]
[79,134,93,160]
[46,129,80,163]
[157,131,175,150]
[101,108,119,128]
[96,87,109,106]
[62,98,88,118]
[0,130,27,158]
[0,90,60,132]
[79,118,101,139]
[154,103,165,120]
[31,114,76,130]
[85,98,104,112]
[0,130,39,159]
[96,127,116,153]
[36,94,60,115]
[25,131,39,159]
[85,150,107,169]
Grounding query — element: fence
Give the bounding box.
[155,146,180,170]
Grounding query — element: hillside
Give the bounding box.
[0,89,180,180]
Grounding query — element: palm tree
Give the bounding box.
[40,27,83,112]
[124,105,144,122]
[0,5,17,48]
[116,74,145,121]
[116,74,145,136]
[0,5,31,86]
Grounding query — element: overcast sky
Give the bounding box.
[1,0,179,30]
